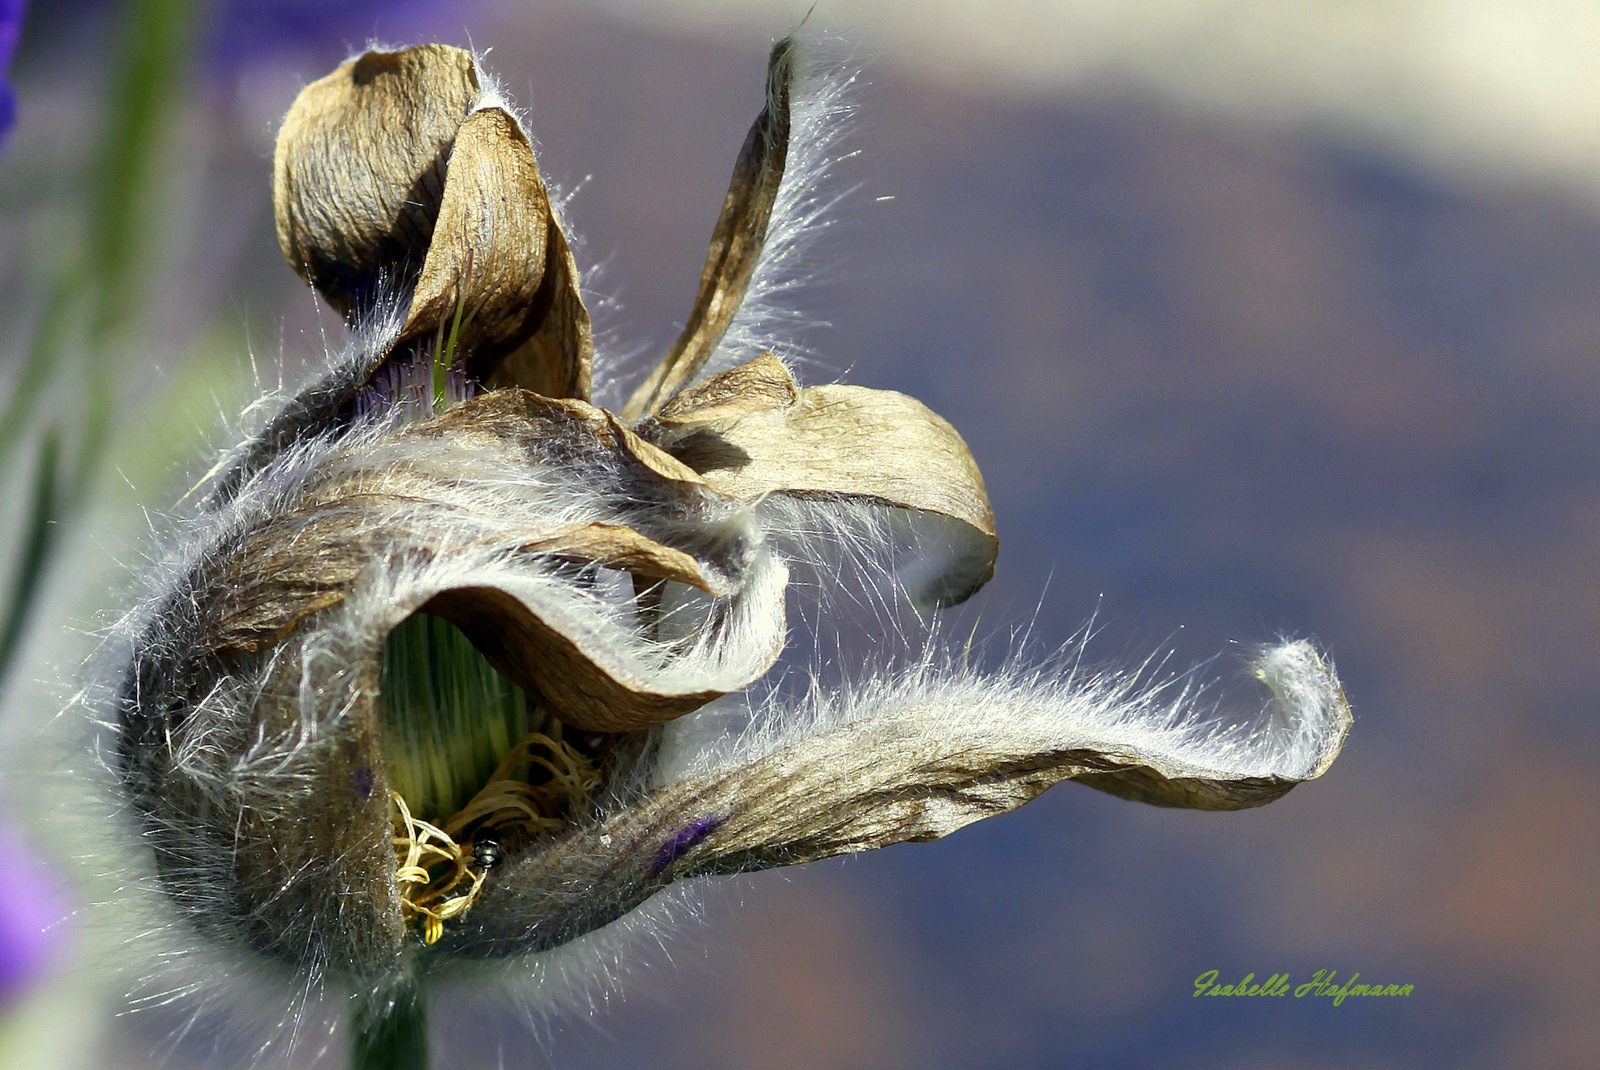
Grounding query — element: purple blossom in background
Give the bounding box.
[28,0,454,77]
[0,0,25,146]
[208,0,456,70]
[0,819,61,1007]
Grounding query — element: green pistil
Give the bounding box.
[430,257,473,413]
[378,612,534,823]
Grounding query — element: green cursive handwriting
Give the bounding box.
[1194,969,1413,1004]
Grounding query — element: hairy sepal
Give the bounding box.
[434,639,1348,959]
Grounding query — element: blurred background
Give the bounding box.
[2,1,1597,1067]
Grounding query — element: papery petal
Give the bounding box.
[396,104,593,401]
[275,44,595,404]
[396,108,548,367]
[117,621,407,972]
[118,388,798,972]
[438,641,1349,957]
[622,37,794,420]
[652,351,799,426]
[199,390,784,728]
[273,44,480,319]
[483,211,593,401]
[643,355,997,606]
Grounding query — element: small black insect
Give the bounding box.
[471,831,501,870]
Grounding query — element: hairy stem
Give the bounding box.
[352,981,429,1070]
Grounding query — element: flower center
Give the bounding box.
[377,611,610,943]
[354,289,482,424]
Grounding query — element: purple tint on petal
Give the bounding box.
[0,822,64,1006]
[651,814,723,874]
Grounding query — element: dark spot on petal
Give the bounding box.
[354,764,374,800]
[651,813,722,874]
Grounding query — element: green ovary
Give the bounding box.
[378,612,535,823]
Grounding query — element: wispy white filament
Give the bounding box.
[657,637,1347,790]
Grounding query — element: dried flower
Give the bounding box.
[103,35,1349,1057]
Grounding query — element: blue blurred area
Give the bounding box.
[0,0,22,144]
[204,0,463,68]
[15,0,449,71]
[0,818,61,1010]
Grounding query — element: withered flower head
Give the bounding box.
[105,36,1349,1048]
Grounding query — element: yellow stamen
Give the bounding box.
[389,718,605,943]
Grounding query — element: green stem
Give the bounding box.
[87,0,199,343]
[0,0,200,688]
[0,271,86,472]
[0,431,60,693]
[352,981,429,1070]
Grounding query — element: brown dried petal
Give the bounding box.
[622,37,795,419]
[391,104,594,401]
[413,389,703,488]
[420,585,734,735]
[442,642,1351,957]
[119,619,407,971]
[395,108,551,368]
[200,390,778,733]
[483,211,594,401]
[516,523,711,587]
[653,352,799,428]
[273,44,480,319]
[652,357,998,606]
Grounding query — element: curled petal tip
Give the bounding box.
[273,44,480,319]
[273,43,592,403]
[1252,639,1351,783]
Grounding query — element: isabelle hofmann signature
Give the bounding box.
[1194,970,1414,1006]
